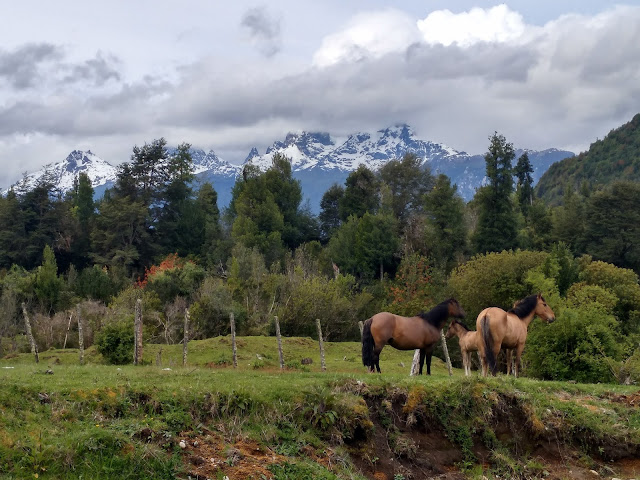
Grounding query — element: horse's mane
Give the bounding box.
[453,320,470,331]
[508,294,540,318]
[417,299,455,327]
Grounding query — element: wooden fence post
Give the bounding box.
[183,308,189,367]
[134,298,143,365]
[21,303,39,364]
[441,330,453,376]
[358,321,363,338]
[410,349,420,376]
[316,319,326,372]
[77,305,84,365]
[274,316,284,370]
[156,348,162,367]
[230,312,237,368]
[63,311,73,349]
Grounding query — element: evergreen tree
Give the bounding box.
[339,165,379,221]
[514,152,534,217]
[33,245,64,314]
[583,181,640,272]
[0,191,26,269]
[551,183,586,254]
[423,174,467,270]
[377,153,434,229]
[70,173,95,269]
[319,184,344,241]
[472,132,518,253]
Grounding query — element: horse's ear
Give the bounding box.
[537,293,542,299]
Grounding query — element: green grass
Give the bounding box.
[1,337,639,479]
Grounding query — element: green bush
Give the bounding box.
[524,307,623,382]
[95,321,135,365]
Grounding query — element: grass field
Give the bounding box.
[1,337,640,479]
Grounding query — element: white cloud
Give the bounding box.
[312,9,421,67]
[417,4,527,47]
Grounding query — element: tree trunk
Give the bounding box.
[274,316,284,370]
[316,319,326,372]
[21,303,39,364]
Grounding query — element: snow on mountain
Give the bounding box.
[1,125,573,212]
[245,124,464,173]
[4,150,118,195]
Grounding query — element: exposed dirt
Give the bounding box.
[163,389,640,480]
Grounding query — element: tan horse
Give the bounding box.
[362,298,466,374]
[445,319,479,376]
[476,294,555,377]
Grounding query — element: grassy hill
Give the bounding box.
[536,113,640,205]
[2,337,640,479]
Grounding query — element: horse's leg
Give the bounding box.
[418,349,426,375]
[373,346,383,373]
[426,352,433,375]
[515,344,525,378]
[463,351,470,376]
[506,349,512,376]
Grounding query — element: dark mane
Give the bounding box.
[453,320,470,331]
[508,294,540,318]
[417,298,455,327]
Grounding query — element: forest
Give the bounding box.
[1,132,639,384]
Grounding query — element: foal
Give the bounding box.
[445,319,479,376]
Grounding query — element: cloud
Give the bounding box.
[0,43,63,89]
[417,4,527,47]
[62,52,122,86]
[1,4,640,189]
[240,6,282,58]
[312,9,421,67]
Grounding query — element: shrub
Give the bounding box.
[95,321,134,365]
[524,307,623,382]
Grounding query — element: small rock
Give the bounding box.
[38,392,51,404]
[163,368,172,371]
[45,369,54,375]
[256,354,263,360]
[179,440,187,449]
[301,358,313,365]
[589,470,599,476]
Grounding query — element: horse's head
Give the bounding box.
[534,293,555,323]
[445,319,458,339]
[447,298,466,319]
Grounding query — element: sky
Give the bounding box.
[1,1,640,188]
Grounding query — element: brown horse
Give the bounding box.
[362,298,466,374]
[476,294,555,377]
[445,319,479,376]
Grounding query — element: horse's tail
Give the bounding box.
[362,318,374,368]
[481,315,497,375]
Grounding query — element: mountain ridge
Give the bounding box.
[3,124,574,210]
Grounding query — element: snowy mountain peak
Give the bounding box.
[5,150,118,195]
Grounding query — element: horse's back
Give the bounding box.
[475,307,507,329]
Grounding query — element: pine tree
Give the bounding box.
[472,132,518,253]
[339,165,379,221]
[319,184,344,241]
[423,174,467,270]
[514,152,534,217]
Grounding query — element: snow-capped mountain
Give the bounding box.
[4,150,118,196]
[246,125,461,173]
[245,125,573,203]
[1,125,574,212]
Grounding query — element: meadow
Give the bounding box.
[1,337,640,480]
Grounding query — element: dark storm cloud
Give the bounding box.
[0,43,63,89]
[240,6,282,57]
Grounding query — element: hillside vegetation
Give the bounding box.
[2,339,640,480]
[537,113,640,204]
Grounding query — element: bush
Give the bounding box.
[95,321,134,365]
[524,307,623,382]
